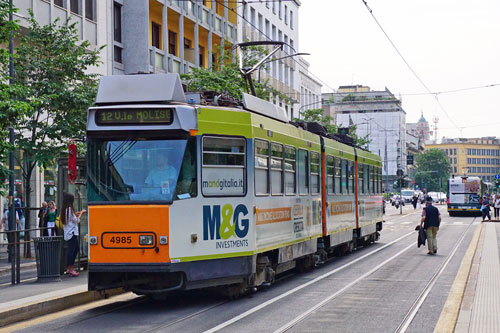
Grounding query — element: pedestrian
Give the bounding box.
[417,194,422,209]
[420,196,441,255]
[45,201,58,237]
[2,204,22,263]
[412,195,418,210]
[494,196,500,219]
[60,192,86,277]
[481,196,491,222]
[38,201,48,236]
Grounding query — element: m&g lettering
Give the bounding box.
[203,204,249,241]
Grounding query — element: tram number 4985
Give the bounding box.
[109,236,132,244]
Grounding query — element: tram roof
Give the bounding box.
[95,74,186,105]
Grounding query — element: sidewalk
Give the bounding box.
[0,266,123,328]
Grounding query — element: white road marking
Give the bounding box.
[203,231,415,333]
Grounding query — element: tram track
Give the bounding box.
[269,216,477,333]
[203,229,416,333]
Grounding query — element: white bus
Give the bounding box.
[447,176,485,216]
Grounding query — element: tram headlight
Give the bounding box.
[139,235,154,245]
[159,236,168,245]
[89,236,98,245]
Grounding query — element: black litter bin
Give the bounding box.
[34,236,63,282]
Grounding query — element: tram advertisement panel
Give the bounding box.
[202,168,244,195]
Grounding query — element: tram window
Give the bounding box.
[378,167,382,193]
[298,149,309,195]
[255,140,269,195]
[348,161,354,194]
[311,152,320,194]
[326,155,334,194]
[334,157,341,193]
[202,136,246,197]
[341,159,348,193]
[365,165,370,194]
[284,146,296,195]
[271,143,284,195]
[358,164,364,194]
[203,137,245,166]
[372,167,376,194]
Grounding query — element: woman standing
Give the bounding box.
[60,192,86,277]
[494,196,500,220]
[45,201,58,236]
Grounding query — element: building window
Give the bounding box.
[113,2,122,63]
[55,0,65,8]
[199,45,205,67]
[278,0,282,19]
[113,46,122,63]
[152,22,161,49]
[70,0,81,15]
[168,30,177,56]
[113,3,122,43]
[290,10,293,29]
[284,5,288,24]
[85,0,96,21]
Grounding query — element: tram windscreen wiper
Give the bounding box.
[106,139,136,166]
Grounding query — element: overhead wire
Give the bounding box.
[360,0,460,130]
[214,0,338,94]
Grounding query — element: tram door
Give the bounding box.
[57,157,88,261]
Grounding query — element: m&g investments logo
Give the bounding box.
[203,204,250,249]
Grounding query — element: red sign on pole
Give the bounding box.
[68,143,77,183]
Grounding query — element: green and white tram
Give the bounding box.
[87,73,383,295]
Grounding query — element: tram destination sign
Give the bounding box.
[95,108,173,126]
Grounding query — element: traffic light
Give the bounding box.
[407,155,414,165]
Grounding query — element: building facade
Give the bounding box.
[406,112,432,143]
[238,0,301,120]
[297,56,322,117]
[425,137,500,182]
[323,85,407,192]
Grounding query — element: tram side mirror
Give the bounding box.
[68,143,77,183]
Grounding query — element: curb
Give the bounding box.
[0,287,125,328]
[0,262,37,278]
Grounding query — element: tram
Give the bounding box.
[86,73,383,296]
[447,176,486,216]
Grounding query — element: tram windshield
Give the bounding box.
[87,137,196,203]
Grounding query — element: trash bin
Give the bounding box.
[34,236,63,282]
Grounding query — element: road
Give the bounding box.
[10,204,483,333]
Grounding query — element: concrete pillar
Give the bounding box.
[122,0,150,74]
[162,3,168,72]
[179,14,184,73]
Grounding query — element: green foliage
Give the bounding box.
[0,11,102,207]
[0,4,20,194]
[414,149,450,192]
[181,42,292,104]
[294,108,370,148]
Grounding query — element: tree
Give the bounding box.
[5,13,102,256]
[295,108,370,148]
[414,149,450,193]
[0,3,23,194]
[181,42,293,104]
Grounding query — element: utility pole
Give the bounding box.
[9,0,20,284]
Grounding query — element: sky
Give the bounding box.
[299,0,500,140]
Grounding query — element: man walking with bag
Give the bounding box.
[420,196,441,255]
